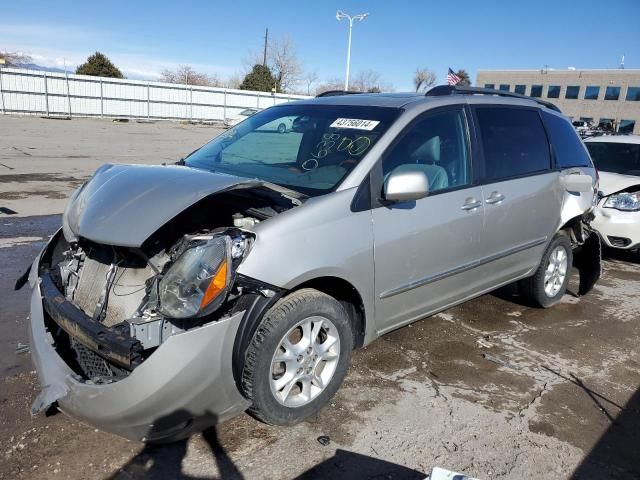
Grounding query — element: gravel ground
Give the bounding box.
[1,115,639,480]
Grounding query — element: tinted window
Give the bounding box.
[547,85,561,98]
[530,85,543,98]
[383,109,471,192]
[605,86,620,100]
[584,86,600,100]
[586,142,640,175]
[499,84,510,91]
[484,83,495,90]
[626,87,640,101]
[476,108,551,181]
[565,86,580,99]
[514,85,526,95]
[542,112,592,168]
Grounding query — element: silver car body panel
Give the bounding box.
[62,163,297,248]
[29,275,250,441]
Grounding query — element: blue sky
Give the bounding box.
[1,0,639,91]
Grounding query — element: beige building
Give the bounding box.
[476,69,640,134]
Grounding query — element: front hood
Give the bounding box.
[63,164,265,247]
[598,171,640,196]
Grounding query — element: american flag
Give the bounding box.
[447,68,461,86]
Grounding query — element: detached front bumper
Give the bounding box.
[29,258,250,442]
[592,205,640,250]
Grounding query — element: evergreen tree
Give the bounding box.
[76,52,124,78]
[240,64,279,92]
[455,69,471,87]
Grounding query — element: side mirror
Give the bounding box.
[383,167,430,203]
[562,173,593,193]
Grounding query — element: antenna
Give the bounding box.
[620,54,625,69]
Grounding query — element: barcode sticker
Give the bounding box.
[329,118,380,131]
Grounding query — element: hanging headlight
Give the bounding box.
[158,236,233,319]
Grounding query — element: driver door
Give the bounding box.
[372,106,487,334]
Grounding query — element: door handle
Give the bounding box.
[461,198,482,211]
[485,191,505,205]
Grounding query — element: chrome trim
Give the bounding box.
[379,236,548,299]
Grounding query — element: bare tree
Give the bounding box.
[414,68,437,92]
[160,65,220,86]
[243,34,303,92]
[0,50,32,66]
[350,70,394,93]
[314,78,346,95]
[268,35,302,92]
[225,73,243,89]
[303,70,319,95]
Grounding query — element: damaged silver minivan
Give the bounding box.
[20,86,601,442]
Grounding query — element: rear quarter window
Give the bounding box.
[475,107,551,182]
[542,111,593,168]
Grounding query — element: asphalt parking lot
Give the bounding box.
[1,116,639,480]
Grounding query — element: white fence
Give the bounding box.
[0,67,309,122]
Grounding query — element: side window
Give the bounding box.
[475,107,551,182]
[382,109,471,193]
[542,111,593,168]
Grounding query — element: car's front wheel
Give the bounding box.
[277,122,287,133]
[241,288,353,425]
[520,233,573,308]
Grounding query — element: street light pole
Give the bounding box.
[336,10,368,91]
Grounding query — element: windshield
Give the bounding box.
[186,104,400,196]
[585,141,640,176]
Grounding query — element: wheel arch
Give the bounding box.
[231,275,367,392]
[292,276,366,349]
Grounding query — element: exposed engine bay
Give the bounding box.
[40,187,296,382]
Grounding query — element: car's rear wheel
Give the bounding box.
[277,122,287,134]
[241,288,353,425]
[520,234,573,308]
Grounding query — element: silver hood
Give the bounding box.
[62,163,268,247]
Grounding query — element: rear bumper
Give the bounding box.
[29,271,250,441]
[592,205,640,250]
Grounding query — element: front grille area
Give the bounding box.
[608,235,632,248]
[70,338,129,380]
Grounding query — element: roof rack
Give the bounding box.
[425,85,561,112]
[315,90,364,98]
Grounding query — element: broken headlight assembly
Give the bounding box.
[158,232,250,319]
[603,191,640,212]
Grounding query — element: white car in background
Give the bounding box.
[224,108,260,128]
[225,108,295,133]
[584,135,640,252]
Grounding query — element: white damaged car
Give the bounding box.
[585,135,640,252]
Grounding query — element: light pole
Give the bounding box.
[336,10,368,91]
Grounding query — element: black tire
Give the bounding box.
[520,233,573,308]
[277,122,287,133]
[241,288,353,425]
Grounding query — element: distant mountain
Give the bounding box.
[14,63,69,74]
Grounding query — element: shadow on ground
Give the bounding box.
[571,386,640,479]
[109,410,423,480]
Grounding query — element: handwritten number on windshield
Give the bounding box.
[312,134,372,159]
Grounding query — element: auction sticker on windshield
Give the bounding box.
[330,118,380,131]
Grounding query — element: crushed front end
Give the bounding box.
[25,166,297,441]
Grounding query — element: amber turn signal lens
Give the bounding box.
[199,260,228,309]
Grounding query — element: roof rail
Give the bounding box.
[425,85,561,112]
[315,90,364,98]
